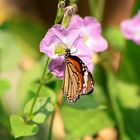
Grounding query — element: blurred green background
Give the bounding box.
[0,0,140,140]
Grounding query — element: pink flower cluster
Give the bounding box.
[40,15,108,78]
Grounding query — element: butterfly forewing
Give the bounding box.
[67,56,85,92]
[62,53,94,103]
[62,63,69,94]
[62,61,79,102]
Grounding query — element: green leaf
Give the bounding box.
[132,0,140,15]
[0,79,11,96]
[61,105,115,139]
[24,97,54,124]
[119,41,140,84]
[10,115,38,138]
[107,72,140,139]
[0,102,11,131]
[117,81,140,108]
[107,72,129,140]
[116,80,140,139]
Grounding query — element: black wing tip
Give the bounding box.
[79,86,94,95]
[87,88,94,94]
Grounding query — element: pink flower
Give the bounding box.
[40,24,93,78]
[121,11,140,45]
[40,16,108,78]
[68,15,108,52]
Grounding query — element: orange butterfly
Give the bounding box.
[62,48,94,103]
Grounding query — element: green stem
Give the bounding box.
[108,89,124,138]
[48,111,55,140]
[97,0,105,22]
[88,0,105,22]
[107,73,125,139]
[29,58,50,119]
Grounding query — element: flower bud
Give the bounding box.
[58,1,65,9]
[55,0,66,24]
[61,5,76,27]
[70,3,78,13]
[64,6,75,17]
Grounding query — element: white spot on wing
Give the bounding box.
[83,70,88,87]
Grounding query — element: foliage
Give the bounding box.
[0,0,140,140]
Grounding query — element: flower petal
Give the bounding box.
[48,56,65,78]
[40,25,63,58]
[120,10,140,45]
[69,15,101,36]
[40,39,55,58]
[75,41,94,72]
[51,24,82,48]
[85,35,108,52]
[68,15,108,52]
[83,16,101,35]
[68,15,83,28]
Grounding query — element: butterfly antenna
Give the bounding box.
[54,34,68,49]
[70,34,82,49]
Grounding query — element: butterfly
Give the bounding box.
[62,48,94,103]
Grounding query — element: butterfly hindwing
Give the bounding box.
[82,70,94,95]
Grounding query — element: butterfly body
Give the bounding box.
[62,49,94,103]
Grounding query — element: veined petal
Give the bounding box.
[40,39,55,58]
[39,25,64,58]
[65,28,83,48]
[51,24,82,47]
[48,56,65,78]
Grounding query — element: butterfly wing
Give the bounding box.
[62,55,94,103]
[82,70,94,95]
[62,57,82,102]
